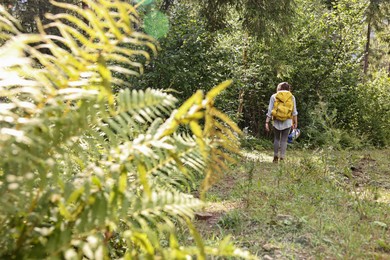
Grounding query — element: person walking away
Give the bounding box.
[265,82,298,163]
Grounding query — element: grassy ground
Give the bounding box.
[195,148,390,259]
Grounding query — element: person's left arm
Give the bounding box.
[292,96,298,129]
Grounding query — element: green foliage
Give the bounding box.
[186,0,295,39]
[132,3,229,100]
[215,32,282,128]
[0,1,256,259]
[144,0,390,148]
[217,210,241,230]
[132,0,389,147]
[199,149,390,258]
[354,71,390,146]
[363,0,390,74]
[290,0,364,117]
[305,100,365,149]
[265,0,388,148]
[133,1,295,133]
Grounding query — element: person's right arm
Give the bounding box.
[292,115,298,129]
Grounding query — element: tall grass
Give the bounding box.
[195,149,390,258]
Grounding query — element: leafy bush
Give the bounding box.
[355,71,390,147]
[305,100,365,150]
[0,2,255,259]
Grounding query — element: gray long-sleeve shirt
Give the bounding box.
[266,90,298,130]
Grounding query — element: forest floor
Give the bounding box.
[194,148,390,259]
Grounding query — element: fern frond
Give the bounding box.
[147,143,204,190]
[116,190,203,256]
[117,88,177,121]
[90,88,177,151]
[149,80,242,196]
[131,190,203,222]
[0,0,158,176]
[0,5,22,41]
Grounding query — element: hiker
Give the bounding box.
[265,82,298,163]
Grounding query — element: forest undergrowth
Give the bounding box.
[192,148,390,259]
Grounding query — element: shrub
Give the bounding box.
[355,71,390,147]
[305,100,365,150]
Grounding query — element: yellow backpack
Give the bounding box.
[271,91,294,121]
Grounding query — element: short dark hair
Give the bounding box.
[278,82,291,91]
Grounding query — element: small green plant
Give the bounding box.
[243,160,255,208]
[218,210,242,230]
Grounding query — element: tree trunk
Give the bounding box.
[388,61,390,76]
[237,89,245,120]
[363,18,371,74]
[237,33,248,122]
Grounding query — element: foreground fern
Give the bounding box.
[0,1,254,259]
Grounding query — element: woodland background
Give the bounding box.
[4,0,390,147]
